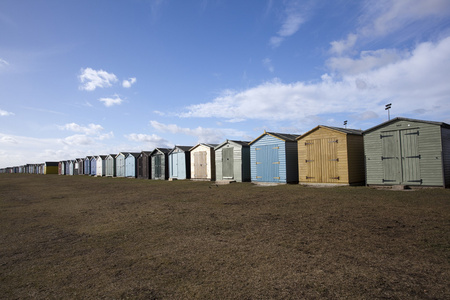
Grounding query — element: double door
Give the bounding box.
[381,129,421,184]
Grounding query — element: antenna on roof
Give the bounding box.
[343,120,347,129]
[385,103,392,120]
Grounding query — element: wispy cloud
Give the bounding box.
[180,36,450,124]
[262,58,274,72]
[79,68,118,91]
[99,94,124,107]
[0,109,14,116]
[329,0,450,55]
[150,120,249,144]
[0,58,9,66]
[122,77,137,88]
[270,0,307,48]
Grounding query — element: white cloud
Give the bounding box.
[62,134,95,146]
[0,109,14,116]
[329,34,357,56]
[270,0,306,48]
[79,68,118,91]
[327,48,406,75]
[0,135,17,144]
[179,36,450,123]
[99,94,124,107]
[122,77,137,88]
[125,133,172,148]
[58,123,104,135]
[150,120,249,144]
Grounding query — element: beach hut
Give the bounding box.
[151,148,170,180]
[76,158,84,175]
[297,126,365,185]
[44,162,59,174]
[90,156,97,176]
[249,131,299,184]
[96,155,107,177]
[190,143,218,181]
[68,160,75,175]
[168,146,192,180]
[58,161,64,175]
[84,156,92,175]
[37,163,45,174]
[137,151,152,179]
[125,152,140,178]
[115,153,126,177]
[105,154,117,177]
[64,161,70,175]
[363,117,450,187]
[215,140,251,182]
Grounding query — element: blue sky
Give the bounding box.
[1,0,450,167]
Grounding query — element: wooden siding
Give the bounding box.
[215,141,250,182]
[441,127,450,187]
[116,154,126,177]
[96,156,106,177]
[190,144,216,180]
[364,119,444,186]
[169,147,191,180]
[125,154,138,178]
[346,134,365,184]
[105,155,116,177]
[137,152,151,179]
[151,151,169,180]
[250,134,297,183]
[90,157,97,176]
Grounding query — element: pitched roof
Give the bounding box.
[168,146,193,155]
[189,143,219,151]
[151,148,171,155]
[363,117,450,134]
[297,125,362,140]
[249,131,300,145]
[214,140,250,149]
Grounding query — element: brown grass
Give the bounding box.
[1,174,449,299]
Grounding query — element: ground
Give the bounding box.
[1,174,449,299]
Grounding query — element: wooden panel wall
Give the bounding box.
[364,120,444,186]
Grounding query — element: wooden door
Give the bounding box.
[381,130,401,184]
[255,145,279,182]
[171,153,179,178]
[305,139,320,182]
[138,155,143,178]
[323,138,339,183]
[222,147,234,179]
[194,151,207,178]
[400,129,421,184]
[154,154,162,179]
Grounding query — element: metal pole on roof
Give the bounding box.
[385,103,392,120]
[343,120,347,129]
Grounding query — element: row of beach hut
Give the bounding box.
[2,117,450,188]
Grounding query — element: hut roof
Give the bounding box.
[363,117,450,134]
[249,131,299,145]
[297,125,362,140]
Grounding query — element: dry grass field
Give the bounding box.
[0,174,449,299]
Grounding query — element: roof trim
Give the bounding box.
[296,125,362,140]
[214,139,250,150]
[363,117,450,134]
[189,143,219,151]
[249,130,299,145]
